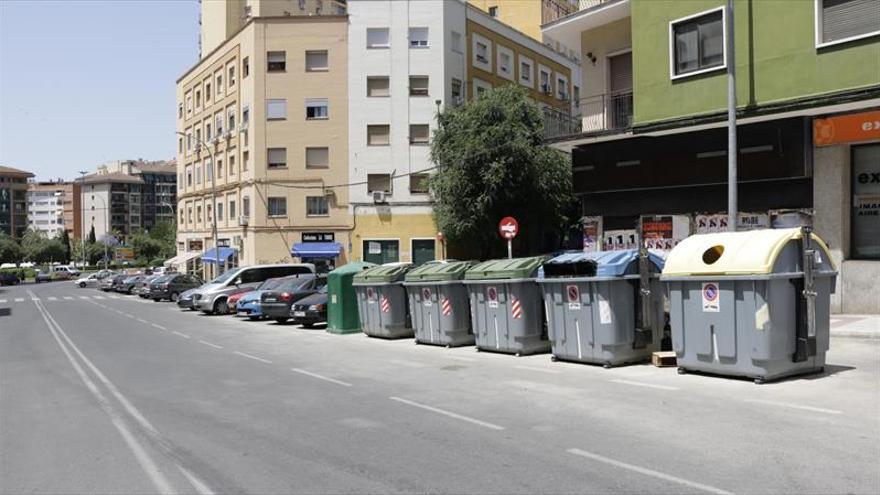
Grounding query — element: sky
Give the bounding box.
[0,0,199,181]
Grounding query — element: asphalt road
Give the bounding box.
[1,281,878,495]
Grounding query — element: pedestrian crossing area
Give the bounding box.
[0,293,153,305]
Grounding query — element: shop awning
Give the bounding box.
[164,251,200,267]
[201,247,238,264]
[291,242,342,259]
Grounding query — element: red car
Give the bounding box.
[224,287,253,314]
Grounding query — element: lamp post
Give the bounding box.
[78,171,87,268]
[176,131,220,276]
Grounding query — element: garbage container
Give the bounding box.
[463,256,549,356]
[662,227,837,384]
[327,262,376,334]
[404,261,476,347]
[538,249,666,367]
[353,263,414,338]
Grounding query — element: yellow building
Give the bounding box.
[176,12,351,276]
[468,0,578,41]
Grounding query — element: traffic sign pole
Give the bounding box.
[507,239,512,259]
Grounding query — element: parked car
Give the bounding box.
[150,273,202,302]
[260,276,326,324]
[0,272,21,286]
[73,272,103,288]
[117,275,145,294]
[290,286,328,328]
[233,276,300,320]
[99,273,123,291]
[176,287,199,310]
[193,264,316,315]
[52,265,80,279]
[134,274,163,298]
[35,271,53,283]
[222,286,257,314]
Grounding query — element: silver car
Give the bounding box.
[193,264,315,315]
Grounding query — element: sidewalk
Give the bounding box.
[831,314,880,339]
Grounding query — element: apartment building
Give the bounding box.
[26,180,81,239]
[177,9,349,276]
[543,0,880,313]
[80,160,176,243]
[468,0,578,41]
[347,0,579,264]
[0,166,33,238]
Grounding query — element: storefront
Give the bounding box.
[200,246,239,280]
[291,232,343,273]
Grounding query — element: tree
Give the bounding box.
[20,229,48,262]
[0,233,23,264]
[88,225,96,244]
[57,229,71,263]
[428,85,575,259]
[130,229,164,261]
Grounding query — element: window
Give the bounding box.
[195,90,201,107]
[367,28,390,48]
[306,50,329,71]
[306,147,329,168]
[227,107,236,131]
[451,31,462,53]
[367,174,392,193]
[205,122,212,141]
[228,64,236,86]
[215,113,224,136]
[243,151,249,171]
[268,51,286,71]
[195,165,202,184]
[539,66,552,94]
[186,168,192,186]
[499,51,511,76]
[267,99,287,120]
[367,76,390,97]
[197,205,202,222]
[367,125,390,146]
[409,173,429,194]
[242,196,250,217]
[186,94,192,114]
[474,40,490,67]
[178,137,184,153]
[412,239,436,266]
[363,239,399,265]
[451,78,463,105]
[217,202,223,221]
[229,153,236,175]
[473,78,492,98]
[178,103,183,119]
[267,148,287,168]
[241,105,250,127]
[409,27,429,47]
[851,144,880,259]
[497,45,513,80]
[816,0,880,46]
[557,75,569,100]
[267,197,287,217]
[217,159,223,178]
[488,6,498,17]
[216,73,223,95]
[306,196,329,216]
[671,8,725,78]
[205,82,211,101]
[205,159,213,181]
[243,57,250,77]
[409,124,429,145]
[409,76,429,96]
[306,98,328,119]
[229,199,236,219]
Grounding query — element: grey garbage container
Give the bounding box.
[539,249,666,367]
[463,256,550,356]
[404,261,476,347]
[662,227,837,384]
[353,263,414,338]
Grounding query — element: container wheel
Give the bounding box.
[515,352,522,357]
[754,376,766,385]
[677,367,687,375]
[414,340,420,345]
[474,347,481,353]
[550,355,558,362]
[445,344,452,349]
[603,362,612,369]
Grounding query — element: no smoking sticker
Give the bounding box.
[702,282,720,312]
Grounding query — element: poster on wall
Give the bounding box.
[603,229,637,251]
[581,216,602,252]
[770,209,812,229]
[640,215,691,253]
[695,212,770,234]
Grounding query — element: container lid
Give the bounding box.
[463,256,548,281]
[544,249,665,278]
[404,260,477,282]
[352,263,413,283]
[328,261,376,278]
[662,228,834,276]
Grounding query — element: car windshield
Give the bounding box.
[257,278,284,290]
[210,267,241,284]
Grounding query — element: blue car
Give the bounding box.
[235,275,301,320]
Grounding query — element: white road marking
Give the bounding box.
[30,297,40,301]
[290,368,353,387]
[387,359,425,368]
[172,331,191,339]
[136,318,148,324]
[123,313,135,319]
[514,365,561,374]
[389,396,505,431]
[14,298,24,302]
[94,295,105,300]
[29,293,177,494]
[447,356,476,362]
[233,351,272,364]
[0,299,7,304]
[64,296,74,300]
[745,399,842,415]
[151,323,167,331]
[198,340,223,349]
[178,465,215,495]
[108,295,120,299]
[610,379,680,391]
[47,297,58,301]
[79,296,89,300]
[567,448,734,495]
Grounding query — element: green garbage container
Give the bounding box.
[327,262,376,334]
[403,261,477,347]
[463,256,550,356]
[353,263,414,338]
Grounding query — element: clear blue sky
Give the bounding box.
[0,0,199,181]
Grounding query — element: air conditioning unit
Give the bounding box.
[372,191,387,204]
[238,215,249,226]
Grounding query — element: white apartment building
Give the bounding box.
[26,188,65,237]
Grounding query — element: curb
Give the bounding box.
[831,330,880,339]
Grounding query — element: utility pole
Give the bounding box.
[726,0,738,232]
[78,171,87,267]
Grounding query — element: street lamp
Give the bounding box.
[176,131,220,276]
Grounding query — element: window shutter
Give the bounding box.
[822,0,880,43]
[609,52,633,94]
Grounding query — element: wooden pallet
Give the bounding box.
[652,351,677,367]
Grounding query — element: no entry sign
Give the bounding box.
[498,217,519,240]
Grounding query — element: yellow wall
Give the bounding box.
[351,212,440,263]
[469,0,541,40]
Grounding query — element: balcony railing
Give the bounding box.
[579,91,633,133]
[543,106,582,139]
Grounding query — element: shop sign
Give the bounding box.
[813,110,880,147]
[303,232,335,242]
[115,247,135,261]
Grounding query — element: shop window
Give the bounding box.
[851,144,880,259]
[412,239,436,266]
[363,239,399,265]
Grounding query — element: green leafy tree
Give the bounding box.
[31,240,66,264]
[130,229,164,261]
[429,85,575,258]
[20,229,48,262]
[57,229,71,263]
[0,233,23,264]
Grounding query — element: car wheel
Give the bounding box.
[275,317,289,324]
[247,316,260,321]
[153,298,161,302]
[302,323,314,329]
[214,299,228,315]
[170,292,179,302]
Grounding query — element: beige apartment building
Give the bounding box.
[176,10,350,276]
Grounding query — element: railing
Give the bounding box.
[543,106,582,139]
[579,0,615,11]
[542,0,578,25]
[578,91,633,133]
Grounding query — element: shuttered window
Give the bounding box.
[609,52,633,94]
[818,0,880,45]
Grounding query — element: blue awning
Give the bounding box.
[201,247,238,263]
[291,242,342,259]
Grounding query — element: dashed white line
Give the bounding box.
[93,296,105,300]
[172,331,191,340]
[136,318,149,324]
[610,379,680,391]
[514,365,561,374]
[64,296,74,300]
[290,368,353,387]
[198,340,223,349]
[389,396,505,431]
[447,356,476,362]
[123,313,135,319]
[79,296,89,300]
[30,297,41,301]
[151,323,167,331]
[745,399,842,415]
[567,448,734,495]
[233,351,272,364]
[0,299,7,304]
[47,297,58,301]
[14,298,24,302]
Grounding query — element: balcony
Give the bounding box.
[544,91,633,139]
